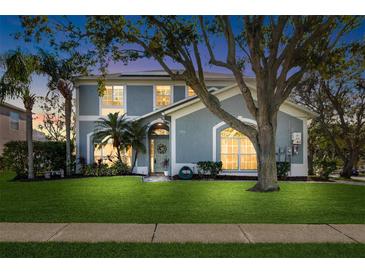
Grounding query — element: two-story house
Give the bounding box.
[75,70,315,178]
[0,102,26,154]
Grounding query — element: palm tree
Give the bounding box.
[0,50,39,179]
[38,50,90,176]
[93,112,129,163]
[126,120,147,172]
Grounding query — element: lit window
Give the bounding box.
[220,128,257,170]
[187,86,196,97]
[94,140,132,166]
[101,86,125,116]
[10,112,20,130]
[155,85,171,109]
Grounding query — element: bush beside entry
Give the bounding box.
[196,161,223,178]
[82,161,131,177]
[276,162,291,179]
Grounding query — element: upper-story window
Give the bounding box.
[187,86,196,97]
[101,85,125,116]
[9,111,20,130]
[155,85,171,109]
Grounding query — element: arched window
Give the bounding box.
[94,139,132,166]
[220,128,257,170]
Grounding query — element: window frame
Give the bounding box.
[9,111,20,131]
[100,85,127,116]
[220,128,257,171]
[93,140,132,166]
[154,85,172,110]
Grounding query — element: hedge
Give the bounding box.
[1,141,72,178]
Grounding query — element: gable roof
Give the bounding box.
[137,82,317,120]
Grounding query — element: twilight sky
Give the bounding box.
[1,15,364,112]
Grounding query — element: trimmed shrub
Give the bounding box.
[196,161,223,178]
[276,161,291,179]
[1,141,72,178]
[82,160,131,177]
[314,158,337,180]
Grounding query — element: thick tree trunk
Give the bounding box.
[65,96,72,176]
[131,150,138,173]
[26,108,34,179]
[116,146,122,163]
[340,150,358,178]
[248,116,280,192]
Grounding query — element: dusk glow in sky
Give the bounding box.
[1,15,364,112]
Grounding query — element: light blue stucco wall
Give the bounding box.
[77,84,303,172]
[175,94,303,165]
[79,85,100,116]
[78,121,97,163]
[127,85,154,116]
[173,86,186,102]
[78,84,230,117]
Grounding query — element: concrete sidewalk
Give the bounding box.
[1,223,364,243]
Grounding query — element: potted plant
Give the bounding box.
[162,158,169,176]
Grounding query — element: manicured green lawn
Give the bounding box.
[1,242,364,258]
[1,173,365,223]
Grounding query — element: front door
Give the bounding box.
[152,137,169,173]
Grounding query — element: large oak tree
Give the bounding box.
[86,16,360,191]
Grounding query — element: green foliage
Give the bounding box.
[314,157,337,180]
[276,162,291,179]
[1,141,72,178]
[0,50,39,104]
[82,160,130,177]
[93,112,130,161]
[196,161,223,178]
[93,113,146,169]
[37,92,76,142]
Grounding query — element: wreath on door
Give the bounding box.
[157,143,167,154]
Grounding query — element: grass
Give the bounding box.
[0,242,364,258]
[1,172,365,223]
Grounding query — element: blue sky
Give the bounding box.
[1,15,364,110]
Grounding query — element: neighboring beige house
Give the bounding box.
[0,102,26,154]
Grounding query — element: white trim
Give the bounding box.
[212,116,257,162]
[134,166,148,175]
[220,172,258,176]
[75,86,81,172]
[146,118,171,175]
[212,116,257,171]
[208,87,219,92]
[290,117,308,177]
[171,116,177,175]
[79,115,138,122]
[79,115,102,121]
[86,132,94,164]
[165,83,316,119]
